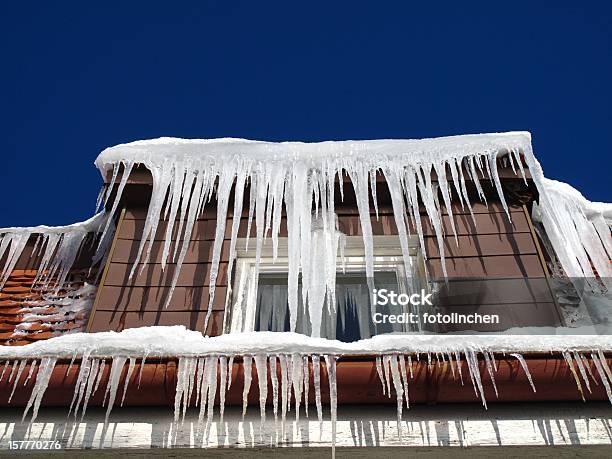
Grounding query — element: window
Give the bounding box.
[225,235,428,342]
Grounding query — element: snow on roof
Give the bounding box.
[95,131,533,172]
[0,212,112,292]
[542,177,612,220]
[0,325,610,360]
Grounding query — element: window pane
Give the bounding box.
[254,271,406,342]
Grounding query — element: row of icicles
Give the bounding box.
[1,350,611,453]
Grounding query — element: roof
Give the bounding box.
[0,272,94,345]
[0,215,109,346]
[95,132,533,173]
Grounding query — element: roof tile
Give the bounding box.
[0,269,96,346]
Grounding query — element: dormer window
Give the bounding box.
[226,234,426,342]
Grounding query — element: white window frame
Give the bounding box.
[224,235,425,335]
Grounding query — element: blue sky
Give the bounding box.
[1,1,610,226]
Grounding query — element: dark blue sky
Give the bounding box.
[1,1,610,226]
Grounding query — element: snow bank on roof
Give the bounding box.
[0,212,112,291]
[1,325,610,359]
[542,178,612,220]
[95,132,533,172]
[537,178,612,279]
[0,212,107,235]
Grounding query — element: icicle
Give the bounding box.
[69,355,93,417]
[382,355,392,398]
[196,356,212,430]
[0,360,9,383]
[80,358,101,420]
[433,161,458,242]
[174,357,189,423]
[464,349,487,408]
[382,170,414,284]
[8,360,27,403]
[103,356,127,427]
[563,351,585,401]
[94,359,106,394]
[388,355,404,439]
[370,170,379,219]
[312,355,323,424]
[0,234,30,289]
[7,360,18,383]
[194,358,205,408]
[279,354,289,431]
[375,356,386,395]
[254,354,268,423]
[205,356,218,429]
[245,176,256,252]
[572,351,592,393]
[24,360,37,385]
[454,350,464,385]
[227,355,234,389]
[489,153,512,221]
[581,353,599,386]
[483,351,498,398]
[95,184,106,212]
[591,352,612,403]
[596,350,612,383]
[488,351,498,372]
[205,164,236,331]
[291,354,304,420]
[22,357,57,423]
[303,355,310,417]
[219,356,228,423]
[510,353,536,393]
[242,355,253,417]
[398,355,410,409]
[67,353,77,376]
[269,355,279,422]
[447,351,456,380]
[120,358,136,407]
[324,355,338,459]
[185,358,197,412]
[407,355,414,380]
[346,164,375,289]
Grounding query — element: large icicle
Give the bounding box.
[22,357,57,423]
[254,354,268,423]
[242,355,253,417]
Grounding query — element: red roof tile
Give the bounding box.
[0,269,96,346]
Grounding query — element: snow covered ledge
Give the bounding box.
[1,326,611,456]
